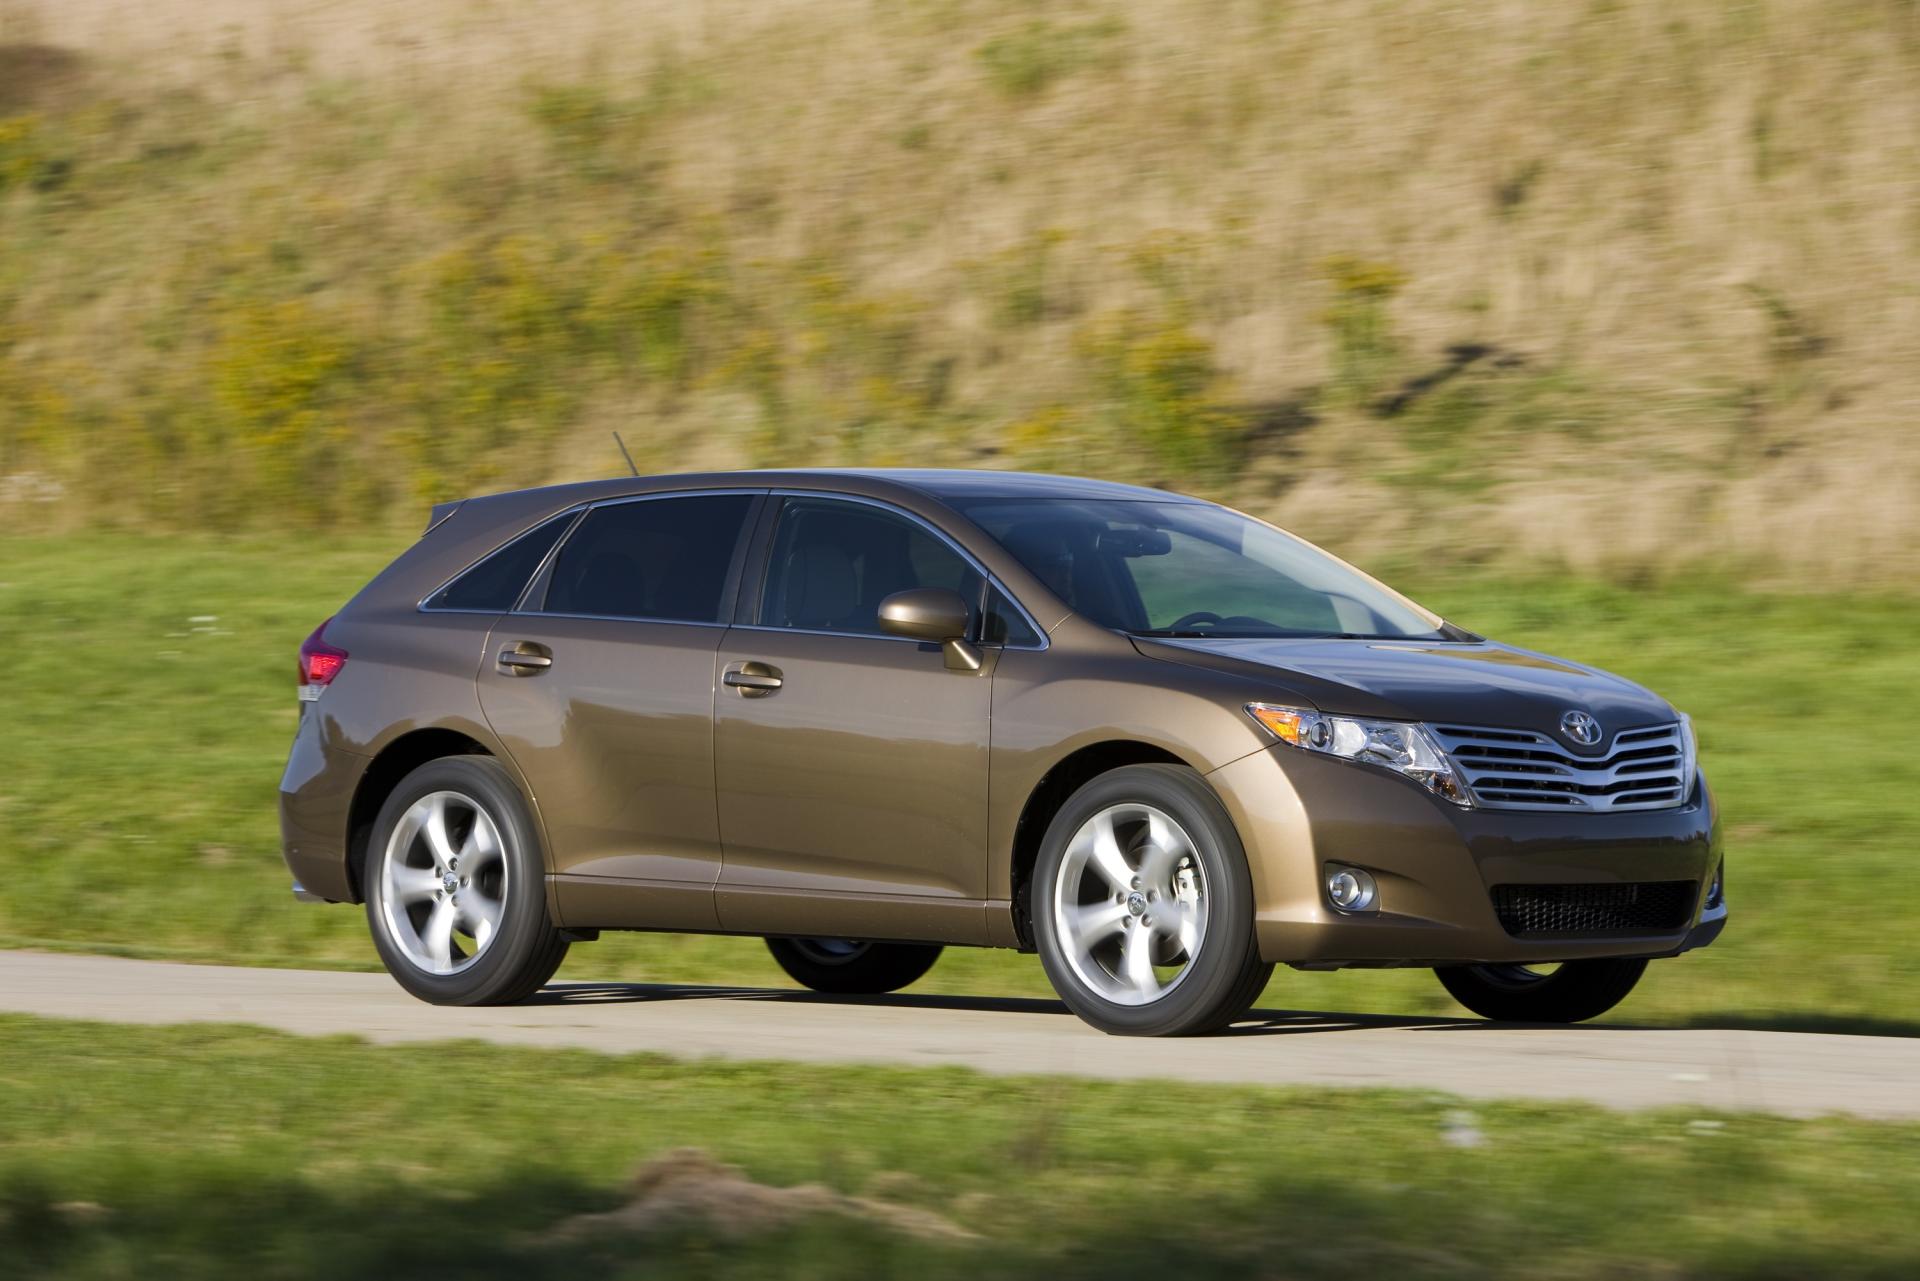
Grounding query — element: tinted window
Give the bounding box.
[959,498,1444,639]
[982,584,1042,647]
[758,498,978,635]
[426,512,576,612]
[543,494,755,622]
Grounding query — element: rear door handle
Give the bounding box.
[722,660,783,696]
[498,643,553,675]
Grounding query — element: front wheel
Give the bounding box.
[1032,764,1273,1036]
[363,755,569,1006]
[765,938,943,994]
[1434,958,1647,1023]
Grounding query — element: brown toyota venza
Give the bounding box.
[280,469,1725,1035]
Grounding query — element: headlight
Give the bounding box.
[1245,703,1473,807]
[1678,712,1699,799]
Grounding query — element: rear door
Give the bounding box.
[711,494,998,944]
[478,490,764,930]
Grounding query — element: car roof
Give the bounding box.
[788,468,1199,503]
[460,468,1203,514]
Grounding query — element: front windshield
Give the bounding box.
[958,498,1447,639]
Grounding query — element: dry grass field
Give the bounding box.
[2,0,1917,583]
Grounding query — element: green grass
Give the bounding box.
[1,533,1917,1032]
[2,1014,1918,1279]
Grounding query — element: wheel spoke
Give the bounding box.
[387,864,440,906]
[1147,902,1196,962]
[422,897,457,969]
[1172,904,1201,961]
[458,893,503,952]
[1138,812,1186,888]
[460,812,502,872]
[1081,810,1133,892]
[422,795,458,871]
[1120,925,1159,997]
[1063,901,1128,953]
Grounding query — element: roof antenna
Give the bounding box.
[612,431,640,477]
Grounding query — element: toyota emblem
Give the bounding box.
[1559,710,1602,746]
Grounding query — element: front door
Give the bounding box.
[713,495,995,944]
[478,490,762,930]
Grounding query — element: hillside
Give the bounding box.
[2,0,1916,585]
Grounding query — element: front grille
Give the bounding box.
[1491,881,1697,938]
[1432,721,1689,812]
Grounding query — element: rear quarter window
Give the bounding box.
[424,512,577,612]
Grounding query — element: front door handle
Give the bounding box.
[722,660,783,696]
[498,643,553,675]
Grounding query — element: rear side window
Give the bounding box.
[542,494,755,622]
[425,512,576,612]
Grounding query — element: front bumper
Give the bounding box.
[1209,746,1726,967]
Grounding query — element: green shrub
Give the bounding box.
[207,299,359,524]
[0,114,66,192]
[1078,310,1234,477]
[975,19,1124,97]
[1322,255,1408,407]
[524,83,646,180]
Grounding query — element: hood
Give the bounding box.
[1136,635,1675,744]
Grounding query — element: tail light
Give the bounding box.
[298,619,349,702]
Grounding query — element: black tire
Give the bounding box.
[1435,958,1648,1023]
[363,755,568,1006]
[765,938,943,994]
[1031,764,1273,1036]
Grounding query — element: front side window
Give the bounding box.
[541,494,755,622]
[425,511,576,612]
[958,498,1446,639]
[757,497,979,635]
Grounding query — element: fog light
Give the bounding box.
[1326,866,1378,912]
[1706,863,1724,910]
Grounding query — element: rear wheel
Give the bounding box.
[1434,958,1647,1023]
[765,937,943,994]
[1032,764,1272,1036]
[364,756,568,1006]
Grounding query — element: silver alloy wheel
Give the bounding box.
[1051,802,1209,1006]
[378,790,509,975]
[790,938,872,966]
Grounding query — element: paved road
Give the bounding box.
[3,950,1916,1119]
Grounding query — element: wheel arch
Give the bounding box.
[345,728,496,901]
[1006,739,1194,949]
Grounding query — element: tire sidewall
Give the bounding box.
[1032,764,1259,1036]
[363,756,554,1005]
[1435,958,1648,1023]
[764,938,943,995]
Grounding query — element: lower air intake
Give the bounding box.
[1491,881,1697,938]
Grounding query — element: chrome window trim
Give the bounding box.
[519,612,733,630]
[753,487,1050,650]
[417,483,1048,647]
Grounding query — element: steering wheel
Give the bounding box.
[1169,611,1223,631]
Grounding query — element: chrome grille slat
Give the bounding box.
[1432,721,1687,813]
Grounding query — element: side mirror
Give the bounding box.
[877,588,983,672]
